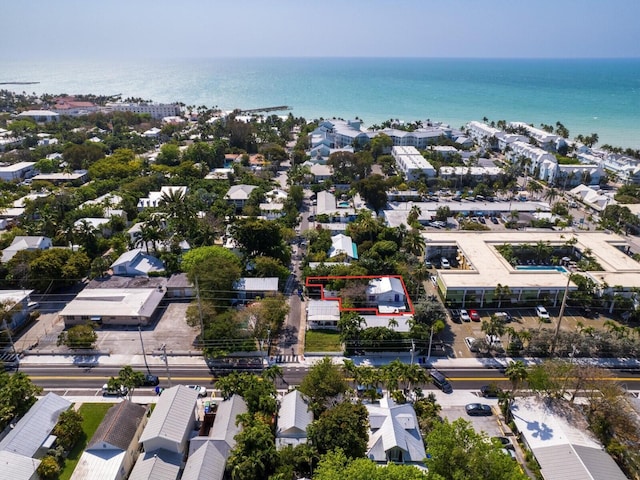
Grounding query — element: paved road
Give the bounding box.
[21,364,640,394]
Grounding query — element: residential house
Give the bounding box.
[70,401,148,480]
[0,289,35,330]
[0,161,36,182]
[309,163,333,183]
[137,186,188,211]
[166,273,194,299]
[276,390,313,449]
[110,249,165,277]
[328,234,358,260]
[366,277,406,313]
[0,393,71,480]
[1,236,52,262]
[569,184,616,212]
[234,277,279,302]
[259,202,285,220]
[366,395,426,465]
[306,299,340,330]
[511,397,627,480]
[224,184,258,209]
[182,395,248,480]
[59,287,166,327]
[127,450,183,480]
[139,385,199,454]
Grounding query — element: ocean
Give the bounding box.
[2,57,639,148]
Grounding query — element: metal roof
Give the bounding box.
[182,440,229,480]
[277,390,313,437]
[209,395,247,447]
[0,392,70,458]
[139,385,198,448]
[0,450,40,480]
[128,449,182,480]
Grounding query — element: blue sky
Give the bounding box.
[3,0,640,59]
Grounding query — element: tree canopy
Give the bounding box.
[298,357,349,417]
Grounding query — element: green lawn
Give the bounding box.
[59,403,114,480]
[305,329,342,352]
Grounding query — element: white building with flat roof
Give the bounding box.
[424,230,640,308]
[60,287,166,326]
[105,102,181,119]
[392,146,436,181]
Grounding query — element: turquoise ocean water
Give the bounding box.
[2,57,639,148]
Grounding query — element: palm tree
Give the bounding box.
[411,263,429,299]
[137,222,165,254]
[494,283,511,308]
[403,229,426,258]
[504,360,528,396]
[544,187,560,205]
[407,204,422,226]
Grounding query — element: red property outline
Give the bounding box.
[304,275,415,316]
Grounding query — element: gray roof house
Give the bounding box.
[128,449,183,480]
[1,235,52,262]
[224,184,258,209]
[366,395,426,465]
[139,385,199,455]
[0,450,40,480]
[70,401,148,480]
[182,395,248,480]
[511,397,627,480]
[110,249,165,277]
[276,390,313,449]
[234,277,279,301]
[0,392,70,479]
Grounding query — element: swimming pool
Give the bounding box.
[516,265,568,273]
[337,201,350,208]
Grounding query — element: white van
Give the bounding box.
[441,258,450,269]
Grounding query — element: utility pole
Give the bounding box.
[138,324,150,374]
[427,325,435,363]
[160,344,172,387]
[551,272,572,356]
[195,276,205,348]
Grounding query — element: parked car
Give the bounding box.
[465,403,493,416]
[493,436,515,450]
[469,310,480,321]
[441,258,450,269]
[425,258,433,268]
[464,337,479,353]
[143,374,160,386]
[535,305,550,321]
[582,307,598,318]
[460,309,471,322]
[480,384,503,398]
[494,311,512,322]
[491,217,499,224]
[102,384,128,397]
[187,385,208,397]
[450,309,461,322]
[479,216,486,224]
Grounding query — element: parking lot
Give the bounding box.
[448,305,613,359]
